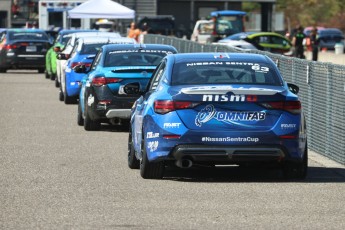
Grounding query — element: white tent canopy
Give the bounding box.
[68,0,135,19]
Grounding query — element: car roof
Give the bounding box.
[5,28,47,33]
[71,31,121,39]
[318,28,343,34]
[222,32,256,40]
[246,32,288,39]
[211,10,246,17]
[168,53,271,64]
[78,37,136,44]
[58,29,96,35]
[102,43,177,52]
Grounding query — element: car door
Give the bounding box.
[132,61,166,154]
[269,35,291,54]
[80,49,103,113]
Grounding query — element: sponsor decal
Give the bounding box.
[87,94,94,106]
[147,132,159,139]
[195,104,265,127]
[181,86,279,96]
[185,62,270,73]
[281,124,297,129]
[201,136,259,143]
[148,141,159,152]
[109,50,174,55]
[202,94,257,102]
[163,123,181,128]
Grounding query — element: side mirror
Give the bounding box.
[57,53,69,60]
[73,64,88,74]
[123,82,141,95]
[288,83,299,95]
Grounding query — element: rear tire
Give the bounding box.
[140,137,164,179]
[77,103,84,126]
[283,147,308,180]
[128,130,140,169]
[59,90,64,101]
[55,78,60,88]
[50,73,56,81]
[0,68,7,73]
[83,105,100,131]
[63,79,76,104]
[45,71,50,79]
[64,91,76,104]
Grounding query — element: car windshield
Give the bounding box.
[104,50,170,67]
[171,61,281,86]
[9,31,49,41]
[216,16,243,34]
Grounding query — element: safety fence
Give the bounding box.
[144,34,345,165]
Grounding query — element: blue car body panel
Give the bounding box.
[65,37,136,98]
[65,54,93,96]
[130,53,307,166]
[78,43,178,123]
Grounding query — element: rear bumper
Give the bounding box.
[106,109,131,119]
[0,54,45,69]
[169,144,288,164]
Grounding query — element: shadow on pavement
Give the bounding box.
[163,165,345,183]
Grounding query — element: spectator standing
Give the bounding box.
[127,22,141,42]
[11,0,20,18]
[292,25,306,59]
[310,27,320,61]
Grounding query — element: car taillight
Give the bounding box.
[261,101,301,114]
[71,62,91,69]
[4,44,17,50]
[154,100,198,114]
[91,77,122,87]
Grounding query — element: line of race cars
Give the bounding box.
[7,28,308,180]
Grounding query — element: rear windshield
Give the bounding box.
[81,43,107,54]
[104,50,173,67]
[61,35,72,45]
[9,31,49,41]
[171,61,282,86]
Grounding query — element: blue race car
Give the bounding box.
[62,37,136,104]
[75,43,178,130]
[45,29,96,82]
[125,52,308,179]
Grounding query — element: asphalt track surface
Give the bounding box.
[1,70,344,229]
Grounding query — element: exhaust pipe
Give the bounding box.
[110,118,122,125]
[176,158,193,168]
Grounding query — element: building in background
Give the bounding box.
[0,0,276,34]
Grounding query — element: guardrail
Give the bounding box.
[143,34,345,165]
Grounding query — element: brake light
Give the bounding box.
[71,62,91,69]
[91,77,122,86]
[154,100,198,114]
[261,101,301,114]
[4,44,17,50]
